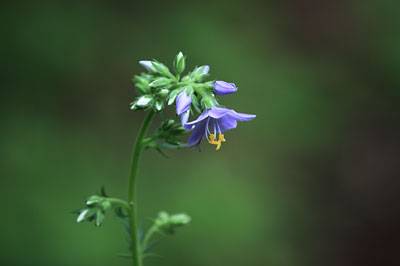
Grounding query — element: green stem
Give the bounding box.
[107,198,130,210]
[128,110,156,266]
[141,224,158,253]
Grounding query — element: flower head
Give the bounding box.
[184,106,255,150]
[213,81,238,95]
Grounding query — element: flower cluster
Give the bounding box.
[132,52,255,150]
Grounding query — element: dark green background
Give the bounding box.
[2,1,399,266]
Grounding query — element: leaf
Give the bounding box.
[138,225,145,243]
[156,148,169,158]
[100,186,108,197]
[116,253,132,259]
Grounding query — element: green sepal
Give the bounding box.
[96,210,105,226]
[149,77,171,88]
[151,61,172,77]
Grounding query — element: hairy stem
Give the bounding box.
[128,110,155,266]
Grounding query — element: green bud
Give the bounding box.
[154,211,191,234]
[95,210,105,226]
[158,88,169,97]
[155,211,169,226]
[151,61,172,77]
[167,89,180,105]
[154,100,164,112]
[76,208,97,223]
[149,77,170,88]
[134,95,153,108]
[134,75,150,94]
[101,200,111,211]
[86,195,102,206]
[190,65,209,81]
[169,213,191,225]
[173,52,186,74]
[134,75,149,86]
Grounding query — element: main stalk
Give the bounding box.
[128,110,155,266]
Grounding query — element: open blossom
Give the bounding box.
[213,81,238,95]
[184,106,255,150]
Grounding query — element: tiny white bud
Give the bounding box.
[136,96,152,107]
[77,209,88,222]
[139,60,157,72]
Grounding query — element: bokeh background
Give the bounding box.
[2,1,400,266]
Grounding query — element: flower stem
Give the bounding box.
[128,109,156,266]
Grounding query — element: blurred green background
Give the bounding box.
[2,1,400,266]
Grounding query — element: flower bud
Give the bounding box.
[151,61,172,77]
[135,95,153,108]
[149,77,170,88]
[169,213,191,225]
[191,65,210,81]
[154,100,164,112]
[176,91,192,115]
[213,81,237,95]
[133,75,150,94]
[168,89,180,105]
[173,52,186,74]
[86,195,102,206]
[139,60,157,72]
[158,89,169,97]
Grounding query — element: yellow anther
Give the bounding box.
[207,134,227,150]
[208,134,219,145]
[215,134,226,150]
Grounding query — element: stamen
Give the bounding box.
[208,134,218,145]
[215,134,226,150]
[205,119,211,141]
[208,133,227,150]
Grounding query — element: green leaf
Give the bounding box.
[100,186,108,197]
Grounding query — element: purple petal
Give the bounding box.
[180,110,190,125]
[208,106,231,119]
[184,110,210,130]
[213,81,238,95]
[215,116,238,132]
[227,110,256,121]
[176,92,192,115]
[187,119,208,146]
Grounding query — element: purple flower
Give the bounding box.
[184,106,256,150]
[213,81,238,95]
[176,91,192,115]
[176,91,192,125]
